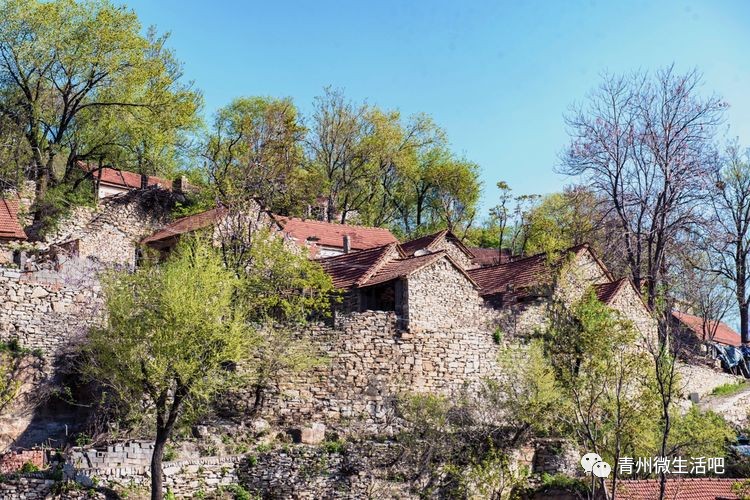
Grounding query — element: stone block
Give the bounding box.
[300,423,326,445]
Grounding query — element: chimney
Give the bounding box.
[140,173,149,189]
[343,235,351,254]
[173,175,188,194]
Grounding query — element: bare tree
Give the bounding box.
[705,142,750,344]
[561,66,725,308]
[305,87,375,223]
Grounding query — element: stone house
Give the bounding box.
[0,198,27,265]
[141,204,399,259]
[77,162,176,199]
[672,309,742,347]
[319,233,657,342]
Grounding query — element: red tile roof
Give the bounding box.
[275,216,398,253]
[0,198,27,241]
[79,163,172,191]
[142,207,227,245]
[399,230,475,260]
[317,245,478,290]
[467,244,611,298]
[617,478,741,500]
[469,247,511,267]
[594,278,628,305]
[672,310,742,347]
[316,244,399,289]
[467,252,551,297]
[364,251,478,288]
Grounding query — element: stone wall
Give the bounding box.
[430,236,475,270]
[555,250,609,306]
[677,362,745,399]
[0,448,45,474]
[40,188,172,268]
[69,441,154,470]
[0,476,106,500]
[606,280,658,344]
[0,266,100,359]
[260,310,501,431]
[404,256,484,331]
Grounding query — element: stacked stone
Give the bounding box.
[70,441,154,471]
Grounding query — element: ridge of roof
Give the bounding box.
[316,243,396,289]
[274,215,396,233]
[593,277,628,305]
[142,206,227,244]
[360,250,480,289]
[355,242,401,287]
[399,229,476,259]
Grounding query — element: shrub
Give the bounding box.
[19,461,39,473]
[712,382,747,397]
[321,440,346,454]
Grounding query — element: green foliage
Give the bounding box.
[221,484,253,500]
[74,433,92,447]
[0,0,201,201]
[456,445,528,499]
[205,96,311,215]
[19,461,39,473]
[492,340,562,435]
[538,473,589,494]
[162,445,177,462]
[238,229,335,324]
[84,236,254,437]
[0,339,38,416]
[712,382,748,396]
[541,290,660,464]
[669,406,734,462]
[33,179,96,236]
[492,328,503,345]
[523,188,599,256]
[321,440,346,454]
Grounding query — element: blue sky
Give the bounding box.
[120,0,750,215]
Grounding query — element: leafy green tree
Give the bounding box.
[85,239,253,500]
[204,97,313,215]
[524,188,599,256]
[668,406,734,464]
[0,0,200,209]
[543,291,660,497]
[491,340,563,438]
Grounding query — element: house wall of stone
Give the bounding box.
[403,257,484,331]
[255,311,501,432]
[429,237,474,270]
[606,283,658,345]
[41,190,171,268]
[491,300,549,339]
[554,250,609,305]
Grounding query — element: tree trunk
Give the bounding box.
[741,301,749,345]
[150,427,167,500]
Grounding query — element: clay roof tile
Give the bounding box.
[0,198,27,241]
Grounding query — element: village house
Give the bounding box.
[76,162,194,200]
[0,198,27,265]
[673,309,742,347]
[141,203,399,258]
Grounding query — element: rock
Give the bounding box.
[193,425,210,439]
[300,423,326,445]
[251,418,270,435]
[51,301,66,313]
[30,286,49,298]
